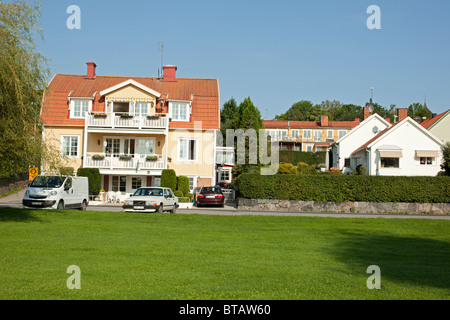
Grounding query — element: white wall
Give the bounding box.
[369,120,443,176]
[332,116,390,171]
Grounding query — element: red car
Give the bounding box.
[196,186,224,207]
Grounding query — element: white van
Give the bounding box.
[23,175,89,210]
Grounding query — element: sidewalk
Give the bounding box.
[0,188,26,205]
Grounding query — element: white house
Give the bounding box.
[330,108,391,174]
[350,116,443,176]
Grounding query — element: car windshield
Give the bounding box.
[201,187,221,193]
[133,188,164,196]
[30,176,65,188]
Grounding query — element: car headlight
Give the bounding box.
[49,191,57,196]
[25,190,30,197]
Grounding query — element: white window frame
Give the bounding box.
[169,101,190,122]
[327,130,334,139]
[338,130,347,139]
[178,138,198,161]
[218,167,232,183]
[70,99,92,119]
[291,129,299,139]
[314,130,322,142]
[302,129,312,139]
[61,135,80,158]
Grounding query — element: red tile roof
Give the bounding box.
[41,74,220,129]
[420,110,449,129]
[263,120,359,129]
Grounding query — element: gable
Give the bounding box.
[105,84,158,103]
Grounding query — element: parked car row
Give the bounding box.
[22,176,226,213]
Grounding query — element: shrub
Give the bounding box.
[161,169,177,191]
[76,168,101,195]
[174,190,183,198]
[185,192,193,200]
[279,151,326,165]
[236,174,450,203]
[277,163,297,174]
[356,165,367,175]
[297,162,314,175]
[59,167,74,176]
[177,176,190,196]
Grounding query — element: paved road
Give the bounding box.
[1,188,449,220]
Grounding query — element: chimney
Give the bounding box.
[354,118,360,122]
[85,62,97,79]
[363,107,371,120]
[320,115,329,127]
[385,117,391,123]
[397,108,408,122]
[161,65,177,82]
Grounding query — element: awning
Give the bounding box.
[415,150,439,158]
[378,150,403,158]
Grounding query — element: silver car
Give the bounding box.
[123,187,178,213]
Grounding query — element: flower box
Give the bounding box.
[120,114,133,119]
[92,154,105,160]
[147,115,160,120]
[93,113,107,118]
[146,156,158,162]
[119,155,132,161]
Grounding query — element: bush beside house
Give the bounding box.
[76,168,101,195]
[236,174,450,203]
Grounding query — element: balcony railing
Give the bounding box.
[84,153,165,170]
[86,112,168,130]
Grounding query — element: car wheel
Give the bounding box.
[80,200,87,211]
[170,204,177,213]
[57,200,64,210]
[157,204,164,213]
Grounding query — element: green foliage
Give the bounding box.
[173,190,183,198]
[161,169,177,191]
[76,168,101,195]
[279,151,326,165]
[297,162,314,175]
[236,174,450,203]
[277,163,297,174]
[177,176,190,196]
[0,0,50,178]
[440,142,450,176]
[356,165,367,176]
[59,167,74,176]
[185,192,193,200]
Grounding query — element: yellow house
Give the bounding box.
[421,109,450,143]
[263,115,360,152]
[41,63,220,200]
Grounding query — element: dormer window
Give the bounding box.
[70,99,91,119]
[169,101,190,121]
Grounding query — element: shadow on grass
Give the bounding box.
[330,232,450,290]
[0,207,43,222]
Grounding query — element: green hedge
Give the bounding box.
[236,174,450,203]
[177,176,190,196]
[161,169,177,191]
[279,151,326,165]
[76,168,101,195]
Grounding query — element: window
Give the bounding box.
[188,177,195,192]
[291,130,299,139]
[314,130,322,142]
[135,102,148,116]
[344,158,350,167]
[219,168,231,183]
[303,130,312,139]
[306,145,313,152]
[61,136,79,157]
[178,139,197,161]
[112,176,126,192]
[105,138,120,156]
[153,177,161,187]
[131,177,142,189]
[420,157,433,165]
[327,130,334,139]
[71,100,90,118]
[338,130,347,139]
[381,158,399,168]
[170,102,190,121]
[113,102,129,113]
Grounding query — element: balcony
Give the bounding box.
[84,153,165,171]
[86,112,168,130]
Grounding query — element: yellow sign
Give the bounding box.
[29,167,38,181]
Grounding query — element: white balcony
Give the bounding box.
[84,153,165,170]
[86,112,168,130]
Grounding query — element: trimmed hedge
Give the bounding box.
[76,168,101,195]
[279,151,326,166]
[177,176,190,196]
[236,174,450,203]
[161,169,177,191]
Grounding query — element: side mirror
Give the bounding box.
[64,185,70,191]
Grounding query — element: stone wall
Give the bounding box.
[238,198,450,215]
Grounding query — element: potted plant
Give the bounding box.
[120,113,133,119]
[92,154,105,160]
[146,155,158,162]
[147,115,160,120]
[119,155,132,161]
[93,113,107,118]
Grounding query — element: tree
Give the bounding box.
[161,169,177,191]
[408,103,432,120]
[0,0,50,177]
[334,104,362,121]
[220,98,238,142]
[440,142,450,176]
[274,100,314,121]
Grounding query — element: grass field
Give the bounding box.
[0,207,449,300]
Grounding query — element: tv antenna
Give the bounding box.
[158,41,165,78]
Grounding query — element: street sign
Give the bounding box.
[29,167,38,181]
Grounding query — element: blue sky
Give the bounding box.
[37,0,450,119]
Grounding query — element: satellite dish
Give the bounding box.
[373,126,379,133]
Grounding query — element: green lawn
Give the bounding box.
[0,207,449,300]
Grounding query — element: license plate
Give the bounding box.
[206,196,214,198]
[134,206,144,210]
[31,202,42,205]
